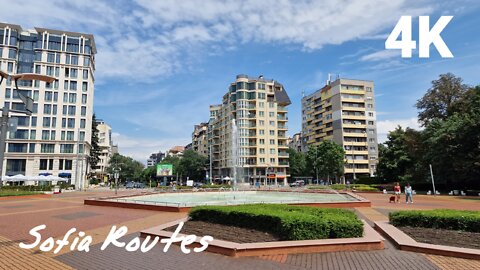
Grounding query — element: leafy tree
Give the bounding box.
[107,153,144,182]
[306,141,345,182]
[287,148,307,178]
[179,150,208,181]
[422,86,480,189]
[376,126,426,183]
[416,73,469,126]
[89,114,101,170]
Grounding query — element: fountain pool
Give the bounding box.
[86,191,371,211]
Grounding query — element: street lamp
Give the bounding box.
[0,71,55,188]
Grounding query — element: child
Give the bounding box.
[394,182,401,203]
[405,183,413,204]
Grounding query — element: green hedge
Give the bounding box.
[0,190,42,197]
[189,204,363,240]
[307,184,379,191]
[389,209,480,232]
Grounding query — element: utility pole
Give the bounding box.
[209,143,212,185]
[0,107,9,188]
[429,164,436,196]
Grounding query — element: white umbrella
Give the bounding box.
[9,174,27,182]
[223,176,231,180]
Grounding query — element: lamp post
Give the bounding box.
[0,72,55,188]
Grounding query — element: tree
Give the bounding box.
[306,141,345,182]
[106,153,144,182]
[416,73,469,126]
[422,86,480,189]
[89,114,101,171]
[376,126,425,183]
[287,148,307,178]
[179,150,208,181]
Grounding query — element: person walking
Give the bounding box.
[405,183,413,204]
[394,182,401,203]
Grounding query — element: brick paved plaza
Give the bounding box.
[1,190,479,270]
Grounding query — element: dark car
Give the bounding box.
[125,181,146,189]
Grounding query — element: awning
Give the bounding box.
[39,173,51,176]
[59,173,72,178]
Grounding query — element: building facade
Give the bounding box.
[93,119,112,180]
[209,75,291,185]
[191,122,208,157]
[0,23,96,188]
[288,132,303,152]
[301,77,378,179]
[146,151,165,167]
[167,146,184,157]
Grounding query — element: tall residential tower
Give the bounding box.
[209,75,291,185]
[301,77,378,179]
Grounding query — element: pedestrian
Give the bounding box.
[346,180,350,190]
[394,182,401,203]
[405,183,413,204]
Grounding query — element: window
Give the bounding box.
[7,62,13,72]
[47,53,55,63]
[68,105,76,115]
[259,139,265,145]
[82,82,88,91]
[269,130,275,136]
[259,158,265,164]
[269,112,275,117]
[80,119,86,128]
[41,144,55,153]
[71,55,78,65]
[65,160,73,170]
[65,68,70,78]
[270,158,275,163]
[259,120,264,126]
[259,111,264,117]
[8,48,17,59]
[270,149,275,154]
[40,159,48,170]
[82,93,87,103]
[71,69,78,78]
[50,131,56,140]
[5,88,11,98]
[30,130,36,140]
[259,148,265,154]
[81,106,86,116]
[83,70,88,79]
[368,112,374,117]
[44,104,51,114]
[367,104,373,108]
[66,131,74,140]
[83,57,90,67]
[67,118,75,128]
[62,118,67,128]
[8,143,28,153]
[42,130,50,140]
[259,129,264,135]
[270,139,275,145]
[79,131,85,141]
[64,81,69,90]
[29,143,35,153]
[60,144,74,153]
[46,66,54,76]
[368,121,374,125]
[31,117,37,127]
[70,81,77,91]
[366,87,372,92]
[269,121,275,126]
[42,117,51,127]
[69,93,76,103]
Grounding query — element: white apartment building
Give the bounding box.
[94,119,112,180]
[209,75,291,185]
[0,23,95,188]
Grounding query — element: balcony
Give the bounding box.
[277,115,288,121]
[278,152,289,157]
[277,106,287,112]
[279,161,289,166]
[278,124,288,129]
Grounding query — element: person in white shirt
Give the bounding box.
[405,183,413,204]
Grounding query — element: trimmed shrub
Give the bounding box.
[389,209,480,233]
[189,204,363,240]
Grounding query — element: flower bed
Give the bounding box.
[389,209,480,232]
[189,204,363,240]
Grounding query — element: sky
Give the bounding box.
[1,0,479,163]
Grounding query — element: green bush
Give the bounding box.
[0,190,42,197]
[389,209,480,232]
[0,185,52,191]
[189,204,363,240]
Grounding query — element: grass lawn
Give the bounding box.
[0,190,43,197]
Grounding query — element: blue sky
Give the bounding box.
[1,0,479,162]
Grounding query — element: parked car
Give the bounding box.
[290,180,305,187]
[193,182,204,188]
[125,181,146,189]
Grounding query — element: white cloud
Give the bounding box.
[112,132,189,164]
[377,118,422,143]
[0,0,436,82]
[360,50,401,61]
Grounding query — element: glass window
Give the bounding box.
[80,119,86,128]
[60,144,74,153]
[8,48,17,59]
[81,106,86,116]
[70,81,77,91]
[83,57,90,67]
[79,131,85,141]
[67,131,74,140]
[71,55,78,65]
[69,93,76,103]
[31,117,37,127]
[67,118,75,128]
[82,82,88,91]
[7,62,13,72]
[29,143,35,153]
[42,130,50,140]
[81,94,87,104]
[83,70,88,79]
[40,159,48,170]
[42,117,50,127]
[47,53,55,63]
[40,144,55,153]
